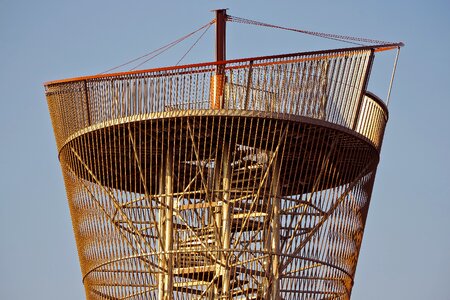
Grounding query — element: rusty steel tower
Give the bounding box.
[45,10,403,300]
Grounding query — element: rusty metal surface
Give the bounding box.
[45,47,389,299]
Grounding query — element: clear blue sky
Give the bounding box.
[1,0,449,299]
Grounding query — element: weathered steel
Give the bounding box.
[45,16,400,299]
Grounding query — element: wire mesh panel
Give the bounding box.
[46,47,388,300]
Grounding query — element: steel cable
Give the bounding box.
[99,19,215,74]
[227,15,391,46]
[176,21,214,66]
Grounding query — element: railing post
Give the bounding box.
[244,60,254,110]
[83,80,91,126]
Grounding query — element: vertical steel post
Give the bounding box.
[221,141,232,297]
[213,151,222,299]
[210,9,227,109]
[213,10,232,298]
[262,195,271,299]
[164,144,174,299]
[270,153,281,297]
[215,9,227,64]
[158,162,166,299]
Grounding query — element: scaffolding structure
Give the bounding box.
[45,10,402,300]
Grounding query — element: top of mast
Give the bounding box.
[214,9,228,62]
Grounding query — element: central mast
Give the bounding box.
[215,9,227,62]
[212,8,232,299]
[210,9,227,109]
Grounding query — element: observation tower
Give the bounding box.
[45,10,403,300]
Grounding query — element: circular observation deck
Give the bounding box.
[46,46,389,300]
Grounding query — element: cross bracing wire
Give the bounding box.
[98,19,215,74]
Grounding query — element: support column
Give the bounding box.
[270,154,281,298]
[262,200,271,299]
[158,162,166,299]
[213,151,222,299]
[221,141,232,298]
[164,144,174,299]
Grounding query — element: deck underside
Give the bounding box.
[60,114,378,299]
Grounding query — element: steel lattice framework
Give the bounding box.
[45,21,401,299]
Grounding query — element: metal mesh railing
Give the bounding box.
[46,47,387,152]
